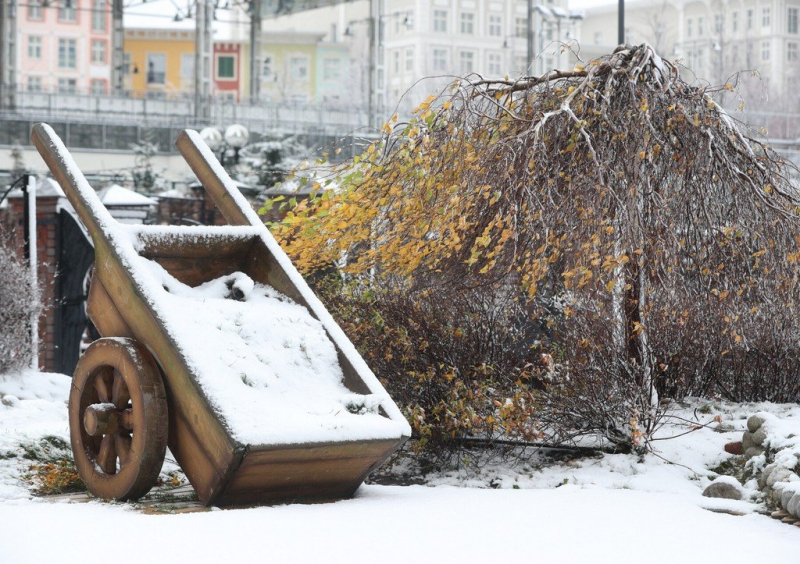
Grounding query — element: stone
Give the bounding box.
[781,488,795,509]
[767,468,794,488]
[752,429,767,446]
[744,446,765,459]
[773,488,785,503]
[761,464,776,489]
[788,493,800,518]
[742,431,755,451]
[724,441,743,455]
[748,415,766,433]
[702,482,742,501]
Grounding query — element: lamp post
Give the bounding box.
[345,7,413,130]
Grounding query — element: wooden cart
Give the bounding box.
[32,123,409,506]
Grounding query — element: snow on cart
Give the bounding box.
[31,123,410,506]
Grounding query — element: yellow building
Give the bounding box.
[123,28,196,98]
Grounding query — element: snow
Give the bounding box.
[1,487,798,564]
[98,185,157,207]
[129,260,405,445]
[1,372,799,563]
[38,123,409,445]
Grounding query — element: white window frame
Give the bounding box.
[289,55,309,82]
[58,38,77,69]
[459,50,475,73]
[460,12,475,35]
[91,40,107,65]
[433,9,447,33]
[488,14,502,37]
[28,36,42,60]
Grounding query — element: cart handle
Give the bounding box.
[31,123,114,247]
[175,130,262,229]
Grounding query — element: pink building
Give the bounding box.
[19,0,113,94]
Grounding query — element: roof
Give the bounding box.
[5,177,65,199]
[123,0,245,40]
[97,185,158,207]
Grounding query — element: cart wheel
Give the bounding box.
[69,337,168,501]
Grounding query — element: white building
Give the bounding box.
[578,0,800,104]
[260,1,582,122]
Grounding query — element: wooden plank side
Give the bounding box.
[175,131,252,227]
[134,230,256,259]
[86,274,134,339]
[216,438,403,506]
[148,256,247,288]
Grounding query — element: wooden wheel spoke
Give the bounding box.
[112,370,130,409]
[94,370,113,403]
[115,434,133,467]
[97,434,117,475]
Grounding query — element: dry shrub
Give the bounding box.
[277,45,800,458]
[0,236,41,375]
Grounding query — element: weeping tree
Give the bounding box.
[272,45,800,454]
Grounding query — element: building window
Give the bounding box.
[181,53,194,80]
[515,17,527,38]
[261,55,272,78]
[762,40,770,60]
[594,31,602,44]
[58,38,77,69]
[323,57,341,81]
[433,48,447,72]
[487,52,501,75]
[405,48,414,72]
[217,55,236,80]
[763,7,771,27]
[58,0,77,23]
[433,9,447,33]
[696,48,705,69]
[90,79,106,94]
[58,78,77,93]
[122,52,131,75]
[789,42,798,61]
[460,12,474,35]
[93,0,107,32]
[91,40,107,64]
[747,9,753,30]
[28,36,42,59]
[697,16,704,36]
[393,50,400,73]
[28,0,43,19]
[146,53,166,85]
[488,14,502,37]
[27,76,42,92]
[289,56,308,81]
[459,50,474,73]
[732,12,739,33]
[790,8,799,34]
[687,18,693,38]
[714,14,723,34]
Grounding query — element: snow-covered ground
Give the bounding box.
[1,370,798,563]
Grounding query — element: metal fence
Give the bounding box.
[0,89,375,153]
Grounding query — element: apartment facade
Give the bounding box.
[19,0,114,94]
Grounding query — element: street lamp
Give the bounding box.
[224,124,250,165]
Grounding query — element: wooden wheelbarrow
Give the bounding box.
[32,123,410,506]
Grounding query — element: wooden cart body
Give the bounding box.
[32,123,410,506]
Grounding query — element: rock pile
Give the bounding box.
[742,414,800,527]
